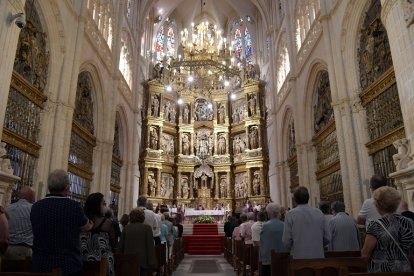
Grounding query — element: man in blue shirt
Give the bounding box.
[260,203,286,276]
[282,187,330,259]
[31,170,92,275]
[5,186,35,260]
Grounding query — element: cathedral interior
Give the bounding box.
[1,0,414,217]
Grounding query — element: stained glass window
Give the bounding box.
[156,26,165,61]
[244,27,253,64]
[167,27,175,57]
[234,28,242,62]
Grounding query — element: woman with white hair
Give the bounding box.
[362,186,414,272]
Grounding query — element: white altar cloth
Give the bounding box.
[184,209,226,216]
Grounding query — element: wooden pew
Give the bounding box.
[325,251,361,258]
[0,269,61,276]
[290,257,366,276]
[270,251,290,276]
[155,243,167,276]
[114,253,140,276]
[250,245,259,276]
[81,258,107,276]
[347,273,414,276]
[242,244,252,276]
[1,257,31,272]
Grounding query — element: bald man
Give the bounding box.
[5,186,35,260]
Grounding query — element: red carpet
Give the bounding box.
[184,224,224,255]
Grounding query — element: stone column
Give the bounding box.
[0,0,26,139]
[177,172,182,198]
[214,172,219,199]
[189,172,194,198]
[381,0,414,160]
[156,169,161,197]
[247,168,252,197]
[226,172,231,198]
[142,168,148,196]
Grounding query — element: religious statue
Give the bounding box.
[233,135,246,155]
[182,134,190,155]
[218,104,226,124]
[196,132,210,159]
[0,142,13,174]
[148,175,156,196]
[160,179,166,197]
[182,178,189,198]
[249,127,259,149]
[151,95,159,117]
[253,173,260,195]
[248,94,257,116]
[392,138,412,170]
[218,135,226,155]
[183,104,190,124]
[220,178,227,198]
[150,128,158,149]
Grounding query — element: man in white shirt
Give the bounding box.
[251,211,267,246]
[146,201,162,245]
[137,196,161,244]
[357,175,387,227]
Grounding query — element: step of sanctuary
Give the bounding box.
[183,223,224,235]
[183,224,225,255]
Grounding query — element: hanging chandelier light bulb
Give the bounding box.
[177,98,183,105]
[188,75,194,82]
[230,93,236,100]
[166,85,172,92]
[224,80,230,87]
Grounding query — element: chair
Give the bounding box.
[325,251,361,258]
[114,253,140,276]
[0,268,61,276]
[290,257,366,276]
[81,258,107,276]
[1,257,31,272]
[270,251,290,276]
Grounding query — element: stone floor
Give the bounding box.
[172,255,236,276]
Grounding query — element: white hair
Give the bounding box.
[47,170,69,193]
[266,203,281,219]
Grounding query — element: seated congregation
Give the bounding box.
[224,175,414,276]
[0,170,184,276]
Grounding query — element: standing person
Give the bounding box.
[118,208,157,276]
[146,201,162,245]
[137,196,160,245]
[260,203,286,276]
[400,201,414,221]
[282,186,329,259]
[357,174,387,226]
[81,193,117,276]
[31,170,93,275]
[5,186,35,260]
[119,214,129,233]
[163,213,174,259]
[328,201,361,251]
[362,186,414,272]
[240,212,255,245]
[0,205,8,256]
[251,211,267,246]
[224,216,234,238]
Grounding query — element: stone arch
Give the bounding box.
[281,106,294,160]
[293,0,321,52]
[275,31,290,92]
[120,30,134,87]
[78,61,106,140]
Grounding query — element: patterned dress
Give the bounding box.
[366,214,414,272]
[80,219,114,276]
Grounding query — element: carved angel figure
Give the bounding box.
[392,138,412,171]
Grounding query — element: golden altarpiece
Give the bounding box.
[139,22,269,210]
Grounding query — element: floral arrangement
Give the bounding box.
[194,215,215,224]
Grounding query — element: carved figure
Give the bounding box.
[151,95,159,117]
[218,104,226,124]
[183,104,189,123]
[249,127,259,149]
[248,94,257,115]
[160,179,166,197]
[392,138,412,171]
[0,142,13,174]
[148,175,156,196]
[196,132,210,159]
[253,173,260,195]
[218,135,226,155]
[182,134,190,155]
[220,178,227,198]
[150,128,158,149]
[182,178,189,198]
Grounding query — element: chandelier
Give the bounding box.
[152,21,258,101]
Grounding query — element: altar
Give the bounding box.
[172,208,226,223]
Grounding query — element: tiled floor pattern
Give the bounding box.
[172,255,236,276]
